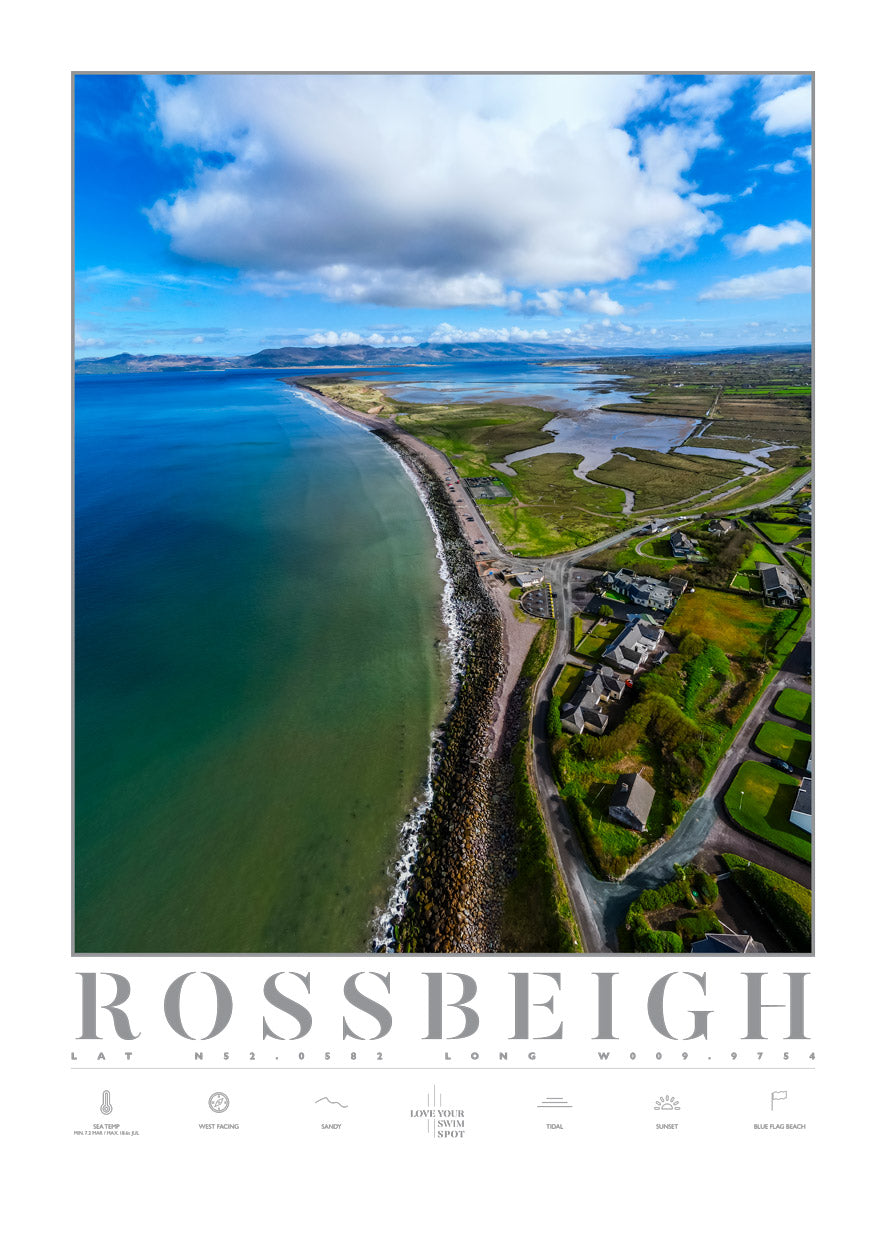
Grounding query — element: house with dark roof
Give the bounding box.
[597,568,674,612]
[757,562,801,606]
[690,932,767,954]
[707,518,734,536]
[560,665,628,735]
[669,530,695,558]
[609,771,655,832]
[602,617,664,675]
[790,777,812,833]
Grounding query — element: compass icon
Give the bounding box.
[208,1091,230,1114]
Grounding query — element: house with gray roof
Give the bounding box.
[597,568,674,612]
[790,777,812,833]
[560,665,628,736]
[609,771,655,832]
[707,518,734,536]
[690,932,767,954]
[757,562,801,607]
[669,530,695,558]
[602,617,664,676]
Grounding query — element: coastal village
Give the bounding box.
[295,354,812,959]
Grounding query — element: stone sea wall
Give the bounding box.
[371,428,513,953]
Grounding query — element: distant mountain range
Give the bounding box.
[74,340,811,375]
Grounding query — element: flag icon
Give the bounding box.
[771,1090,788,1110]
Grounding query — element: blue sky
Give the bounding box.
[74,73,811,357]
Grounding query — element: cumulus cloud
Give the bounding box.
[773,159,797,175]
[665,75,745,119]
[794,144,812,163]
[728,220,811,256]
[300,329,418,347]
[699,265,811,301]
[143,74,726,308]
[521,287,625,316]
[753,82,812,135]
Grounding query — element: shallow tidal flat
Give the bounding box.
[75,372,449,952]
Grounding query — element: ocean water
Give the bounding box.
[75,371,449,952]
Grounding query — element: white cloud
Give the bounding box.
[794,144,812,163]
[699,266,811,301]
[773,159,797,175]
[728,220,811,256]
[665,75,745,119]
[300,329,418,347]
[753,82,812,135]
[739,183,756,197]
[191,335,204,344]
[143,74,727,308]
[637,279,675,291]
[688,191,731,206]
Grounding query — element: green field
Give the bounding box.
[705,466,810,513]
[785,549,812,580]
[722,386,811,397]
[740,541,779,569]
[755,720,811,768]
[755,521,805,544]
[553,663,586,702]
[730,571,761,592]
[723,761,811,862]
[479,455,628,555]
[575,619,620,659]
[774,687,811,724]
[586,448,742,510]
[666,588,775,657]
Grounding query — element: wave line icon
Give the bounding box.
[314,1097,348,1108]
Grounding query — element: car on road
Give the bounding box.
[467,516,474,521]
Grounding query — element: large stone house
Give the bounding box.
[706,518,734,536]
[597,568,674,612]
[560,665,629,735]
[602,617,664,675]
[609,771,655,832]
[757,562,801,607]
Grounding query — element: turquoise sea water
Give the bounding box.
[75,371,449,952]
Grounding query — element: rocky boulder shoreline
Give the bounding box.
[372,429,516,953]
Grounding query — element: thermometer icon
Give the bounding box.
[100,1090,113,1116]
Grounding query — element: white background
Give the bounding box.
[3,3,880,1234]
